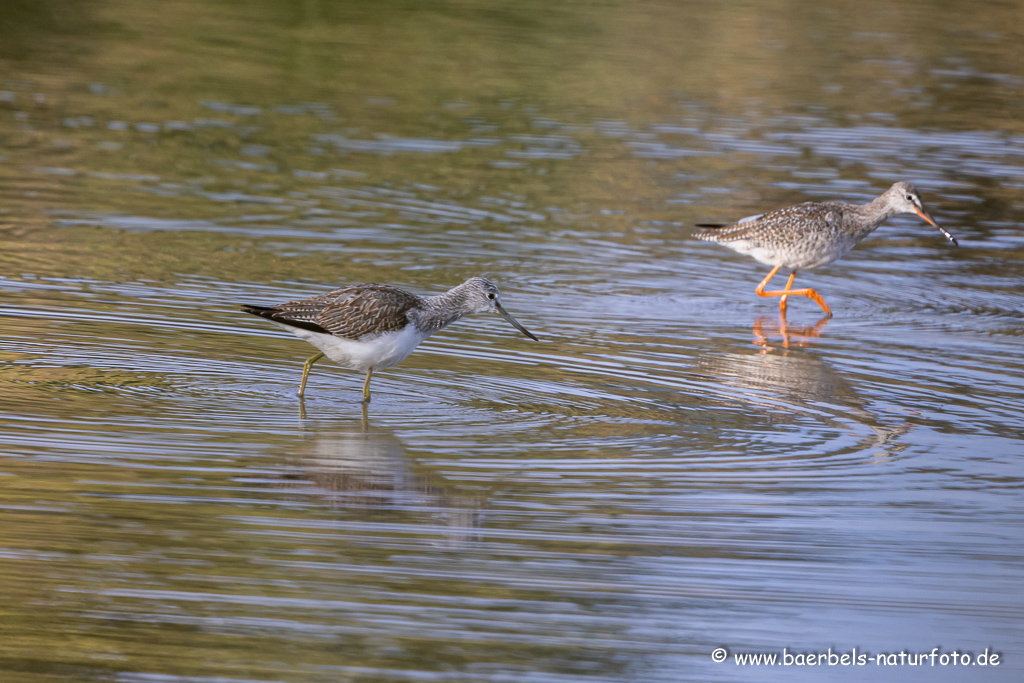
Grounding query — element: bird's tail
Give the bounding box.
[693,223,729,241]
[240,303,277,319]
[239,303,330,334]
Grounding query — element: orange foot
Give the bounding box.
[755,266,833,318]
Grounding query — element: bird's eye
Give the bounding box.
[905,194,914,201]
[487,293,496,300]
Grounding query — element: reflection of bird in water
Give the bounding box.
[242,277,537,401]
[695,182,958,317]
[752,316,830,353]
[286,414,484,546]
[699,340,911,459]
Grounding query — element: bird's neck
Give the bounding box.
[418,285,471,333]
[850,194,898,234]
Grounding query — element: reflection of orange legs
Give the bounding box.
[777,315,830,349]
[755,266,833,318]
[753,315,831,353]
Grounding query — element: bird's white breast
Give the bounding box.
[275,322,431,372]
[726,232,861,270]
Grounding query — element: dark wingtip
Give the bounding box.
[241,304,331,335]
[240,303,272,316]
[694,223,728,229]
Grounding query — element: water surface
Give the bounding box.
[1,1,1023,681]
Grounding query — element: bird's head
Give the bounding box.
[461,277,538,341]
[886,182,958,246]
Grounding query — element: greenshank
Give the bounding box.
[242,277,538,400]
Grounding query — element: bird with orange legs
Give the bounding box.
[695,182,958,317]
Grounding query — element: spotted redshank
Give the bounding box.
[694,181,958,316]
[241,277,538,400]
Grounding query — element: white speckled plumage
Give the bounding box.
[695,182,957,316]
[242,277,537,400]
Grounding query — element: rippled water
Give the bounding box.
[2,1,1023,681]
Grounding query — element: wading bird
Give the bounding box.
[242,277,538,400]
[694,182,957,316]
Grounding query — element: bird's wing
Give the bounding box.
[695,203,840,243]
[243,284,419,339]
[240,302,331,334]
[696,213,764,229]
[312,284,420,340]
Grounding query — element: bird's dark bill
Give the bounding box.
[495,304,539,341]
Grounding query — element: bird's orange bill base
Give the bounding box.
[915,208,959,246]
[914,207,938,228]
[755,265,833,318]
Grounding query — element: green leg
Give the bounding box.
[297,352,324,398]
[362,368,374,403]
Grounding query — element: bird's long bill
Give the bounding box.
[915,208,959,247]
[495,303,539,341]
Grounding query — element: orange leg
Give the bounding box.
[779,271,796,314]
[755,266,833,318]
